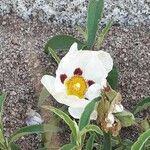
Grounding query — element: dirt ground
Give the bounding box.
[0,14,150,149]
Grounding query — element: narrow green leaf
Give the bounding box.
[60,143,77,150]
[48,47,60,64]
[114,110,135,127]
[131,128,150,150]
[45,35,85,53]
[96,20,113,48]
[37,147,48,150]
[86,134,95,150]
[10,143,21,150]
[0,93,6,118]
[103,132,112,150]
[77,26,87,40]
[9,124,52,143]
[42,106,79,142]
[0,143,6,150]
[133,97,150,114]
[79,97,100,130]
[107,66,118,90]
[87,0,104,48]
[38,147,59,150]
[80,125,103,136]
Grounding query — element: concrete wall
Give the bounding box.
[0,0,150,26]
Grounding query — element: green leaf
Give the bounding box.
[133,97,150,114]
[103,132,112,150]
[140,117,150,131]
[131,128,150,150]
[107,65,118,90]
[60,143,77,150]
[79,97,100,130]
[86,134,95,150]
[10,143,21,150]
[0,93,6,118]
[47,47,60,64]
[114,110,135,127]
[42,106,79,142]
[96,20,113,48]
[38,147,59,150]
[9,124,52,143]
[45,35,85,53]
[0,143,5,150]
[80,125,103,136]
[86,0,104,48]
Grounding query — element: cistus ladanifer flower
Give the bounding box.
[41,43,114,119]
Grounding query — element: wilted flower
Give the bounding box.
[41,43,113,119]
[97,90,124,136]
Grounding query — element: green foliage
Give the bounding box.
[0,93,6,118]
[131,128,150,150]
[60,143,77,150]
[107,65,118,90]
[96,20,113,48]
[86,0,104,48]
[79,97,100,130]
[45,35,85,53]
[138,117,150,132]
[80,125,102,136]
[114,110,135,127]
[103,132,112,150]
[9,124,52,143]
[42,106,79,143]
[86,134,95,150]
[10,143,21,150]
[47,47,60,64]
[133,97,150,114]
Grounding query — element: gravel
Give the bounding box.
[0,0,150,26]
[0,14,150,149]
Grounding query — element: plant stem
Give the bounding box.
[103,132,112,150]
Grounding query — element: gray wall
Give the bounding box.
[0,0,150,26]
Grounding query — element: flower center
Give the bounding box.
[65,76,88,99]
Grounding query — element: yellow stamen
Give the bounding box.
[65,76,88,99]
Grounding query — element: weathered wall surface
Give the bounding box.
[0,0,150,26]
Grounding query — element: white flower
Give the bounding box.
[41,43,113,119]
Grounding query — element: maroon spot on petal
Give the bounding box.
[85,97,89,100]
[74,68,83,75]
[60,74,67,83]
[88,80,95,86]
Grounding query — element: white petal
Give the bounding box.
[113,104,124,113]
[82,53,108,84]
[68,42,78,54]
[68,107,97,120]
[55,93,90,108]
[97,51,113,73]
[105,113,114,128]
[56,50,110,84]
[85,84,101,100]
[41,75,57,96]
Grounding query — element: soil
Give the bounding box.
[0,14,149,149]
